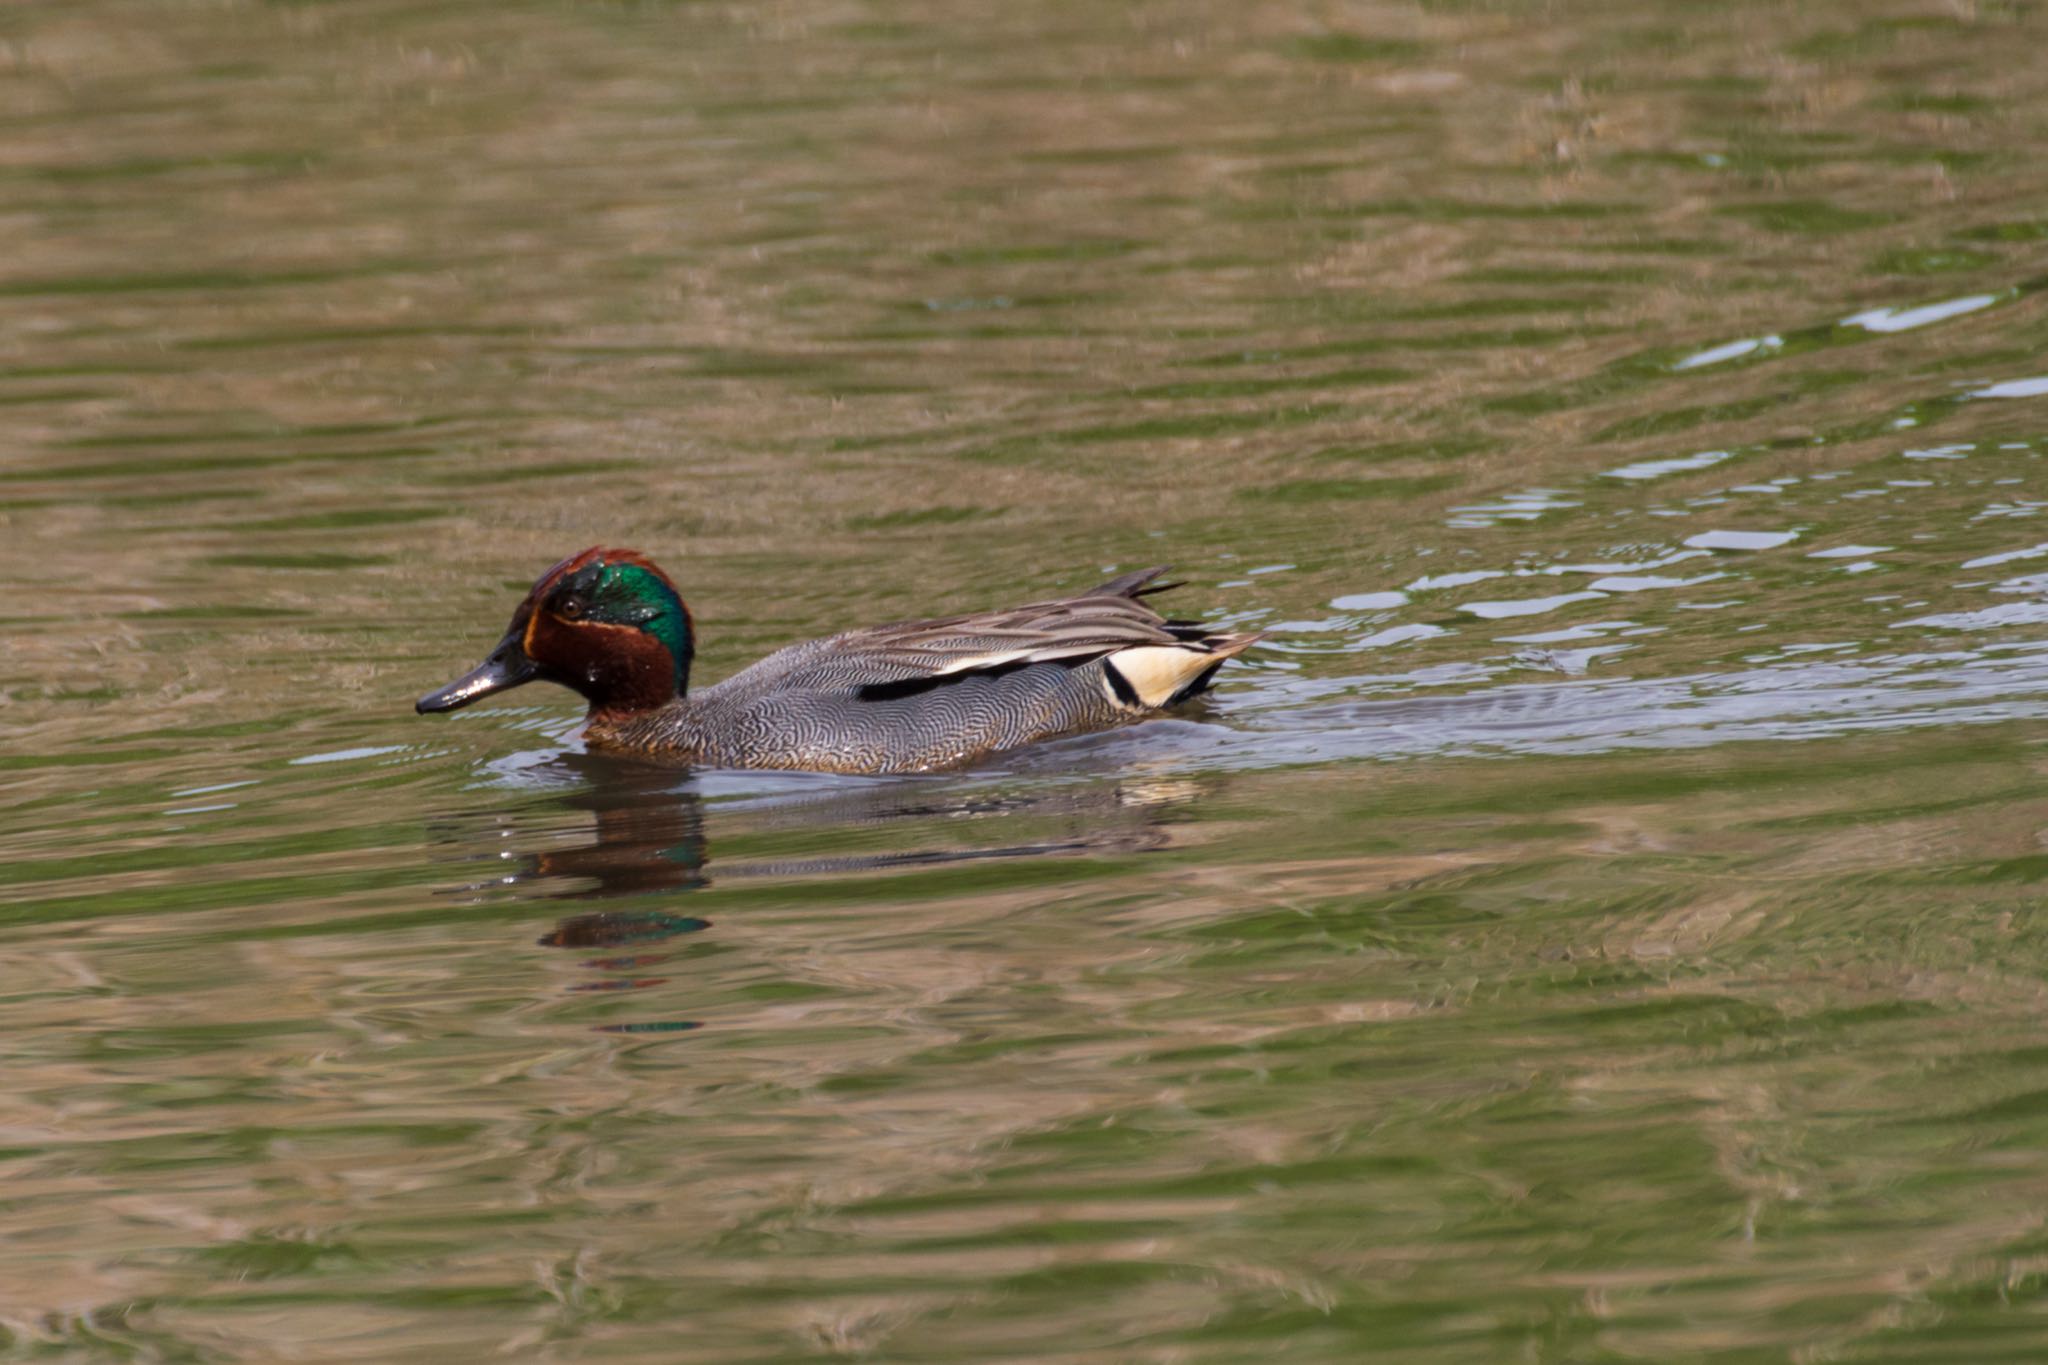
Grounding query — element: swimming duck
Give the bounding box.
[416,547,1260,774]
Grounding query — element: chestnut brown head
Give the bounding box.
[416,547,693,719]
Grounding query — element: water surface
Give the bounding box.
[6,1,2048,1359]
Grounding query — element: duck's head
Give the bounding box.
[416,547,693,719]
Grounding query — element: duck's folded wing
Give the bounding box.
[741,594,1195,697]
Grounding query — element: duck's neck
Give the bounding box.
[583,691,703,753]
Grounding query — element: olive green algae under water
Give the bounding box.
[6,0,2048,1360]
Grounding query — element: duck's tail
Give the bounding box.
[1088,565,1183,600]
[1102,630,1263,710]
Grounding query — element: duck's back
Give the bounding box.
[589,568,1259,774]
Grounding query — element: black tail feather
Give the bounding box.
[1167,660,1227,707]
[1089,565,1180,599]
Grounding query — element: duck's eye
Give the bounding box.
[558,595,585,620]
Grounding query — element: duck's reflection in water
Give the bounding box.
[432,751,1198,1028]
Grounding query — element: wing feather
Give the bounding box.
[721,582,1230,697]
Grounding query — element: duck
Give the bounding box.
[415,546,1261,774]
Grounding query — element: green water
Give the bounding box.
[6,1,2048,1359]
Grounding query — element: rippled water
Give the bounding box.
[7,1,2048,1359]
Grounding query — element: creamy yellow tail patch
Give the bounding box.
[1102,646,1219,708]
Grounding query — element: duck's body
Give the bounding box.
[417,548,1259,775]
